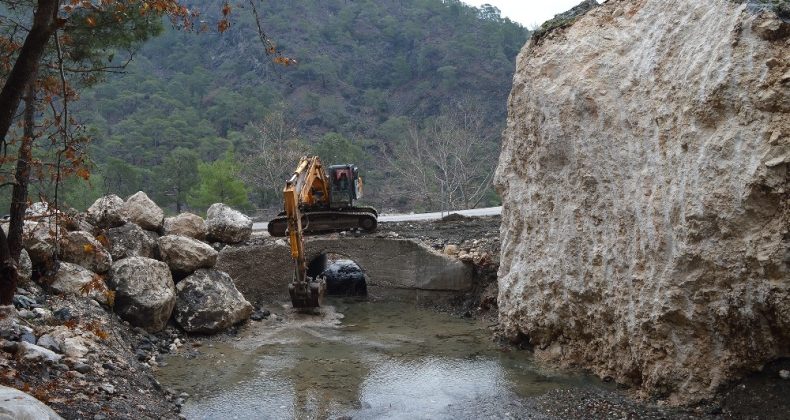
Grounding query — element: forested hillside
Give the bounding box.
[67,0,528,213]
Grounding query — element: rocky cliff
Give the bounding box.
[495,0,789,404]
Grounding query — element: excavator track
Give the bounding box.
[267,207,378,237]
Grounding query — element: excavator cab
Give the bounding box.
[328,164,362,208]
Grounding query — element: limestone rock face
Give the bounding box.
[163,213,207,240]
[59,231,112,274]
[87,195,127,228]
[205,203,252,243]
[123,191,164,231]
[106,223,159,260]
[174,269,252,334]
[0,385,63,419]
[158,235,217,274]
[108,257,175,332]
[49,262,109,305]
[495,0,789,405]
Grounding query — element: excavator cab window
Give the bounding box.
[329,165,355,208]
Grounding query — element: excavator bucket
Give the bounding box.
[289,277,326,309]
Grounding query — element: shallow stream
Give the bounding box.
[157,298,603,419]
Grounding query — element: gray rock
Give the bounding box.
[163,213,207,240]
[780,370,790,380]
[63,211,96,234]
[16,341,62,363]
[22,219,57,266]
[99,383,115,394]
[108,257,175,332]
[25,201,56,218]
[123,191,164,231]
[59,231,112,274]
[174,269,253,334]
[74,362,91,374]
[36,334,60,352]
[158,235,217,274]
[0,385,63,419]
[50,262,109,305]
[106,223,159,260]
[87,195,127,228]
[17,249,32,285]
[205,203,252,244]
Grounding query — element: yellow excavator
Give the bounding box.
[269,156,378,308]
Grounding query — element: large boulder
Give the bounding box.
[494,0,790,405]
[158,235,217,274]
[205,203,252,244]
[174,269,253,334]
[21,219,57,266]
[49,262,110,305]
[108,257,175,332]
[87,195,126,228]
[62,210,96,234]
[123,191,164,232]
[106,223,159,260]
[25,201,58,219]
[0,385,63,419]
[163,213,207,240]
[59,231,112,274]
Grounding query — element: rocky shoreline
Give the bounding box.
[2,205,788,419]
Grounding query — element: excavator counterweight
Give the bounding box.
[272,156,377,308]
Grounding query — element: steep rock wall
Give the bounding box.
[495,0,789,404]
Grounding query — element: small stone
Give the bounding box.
[12,294,36,309]
[53,308,73,321]
[17,309,36,320]
[32,307,52,319]
[20,331,36,344]
[16,341,62,363]
[250,309,270,321]
[780,370,790,380]
[100,383,115,394]
[74,362,91,374]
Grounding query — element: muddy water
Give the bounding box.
[157,298,602,419]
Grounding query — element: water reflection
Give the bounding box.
[157,299,595,419]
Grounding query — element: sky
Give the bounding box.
[462,0,589,28]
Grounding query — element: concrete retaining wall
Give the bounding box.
[216,237,473,301]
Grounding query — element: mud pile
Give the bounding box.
[495,0,789,404]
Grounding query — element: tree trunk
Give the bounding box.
[7,76,37,261]
[0,0,58,145]
[0,0,59,304]
[0,227,17,305]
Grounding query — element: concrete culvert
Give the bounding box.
[312,253,367,297]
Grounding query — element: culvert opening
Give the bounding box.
[308,252,367,297]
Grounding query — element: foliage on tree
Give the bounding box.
[188,150,251,211]
[154,147,199,212]
[73,0,528,212]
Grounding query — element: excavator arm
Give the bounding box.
[283,157,329,308]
